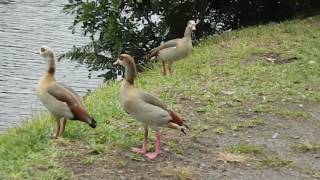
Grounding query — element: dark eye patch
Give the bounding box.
[40,47,45,52]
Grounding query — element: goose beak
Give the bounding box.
[149,56,156,61]
[34,49,40,54]
[113,59,120,66]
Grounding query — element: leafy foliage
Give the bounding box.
[61,0,166,80]
[61,0,236,80]
[61,0,320,80]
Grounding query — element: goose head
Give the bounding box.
[188,20,196,31]
[36,46,54,58]
[76,116,97,128]
[113,54,134,66]
[113,54,137,84]
[87,118,97,128]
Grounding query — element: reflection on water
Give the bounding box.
[0,0,103,132]
[0,0,14,5]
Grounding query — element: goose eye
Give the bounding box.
[40,47,45,52]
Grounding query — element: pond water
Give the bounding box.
[0,0,103,132]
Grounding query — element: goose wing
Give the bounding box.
[56,82,81,101]
[139,91,168,111]
[47,83,92,121]
[148,38,180,59]
[47,83,80,106]
[138,91,187,130]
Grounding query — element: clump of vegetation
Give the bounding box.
[313,171,320,178]
[58,151,80,158]
[293,142,320,153]
[161,163,194,179]
[82,156,96,165]
[228,144,262,155]
[230,119,266,131]
[89,144,108,154]
[214,127,225,134]
[260,156,293,169]
[277,109,311,119]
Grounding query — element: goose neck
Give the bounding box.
[124,61,136,85]
[46,53,56,75]
[184,26,192,38]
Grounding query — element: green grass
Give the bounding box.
[214,127,225,134]
[82,156,96,165]
[260,156,293,169]
[276,109,311,120]
[89,143,108,154]
[228,144,262,155]
[1,16,320,178]
[229,119,266,131]
[293,142,320,153]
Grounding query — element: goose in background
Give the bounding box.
[35,46,96,138]
[114,54,189,159]
[148,20,196,76]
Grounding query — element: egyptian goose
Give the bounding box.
[114,54,189,159]
[148,20,196,76]
[36,46,96,138]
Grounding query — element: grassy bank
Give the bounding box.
[1,16,319,179]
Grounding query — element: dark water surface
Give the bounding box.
[0,0,103,132]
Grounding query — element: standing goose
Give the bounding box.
[148,20,196,76]
[36,46,96,138]
[114,54,189,159]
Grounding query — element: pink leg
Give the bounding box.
[131,126,148,154]
[145,130,161,160]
